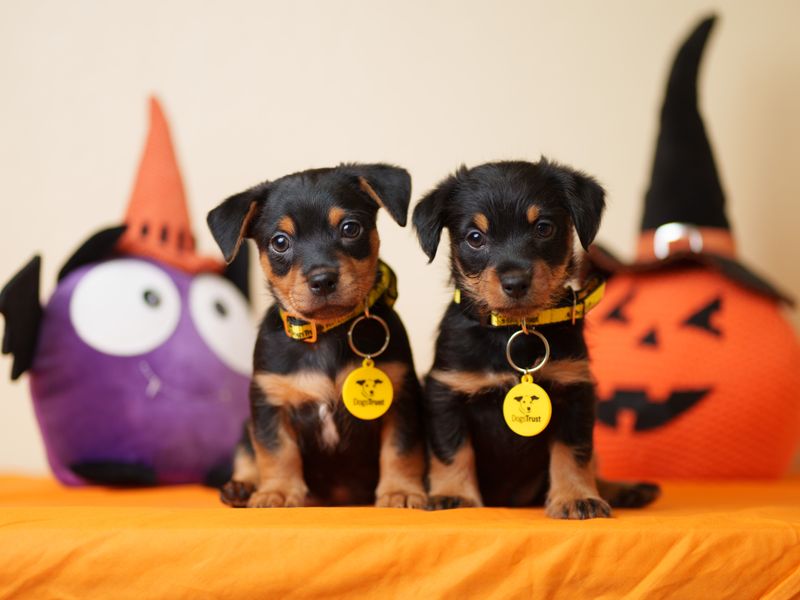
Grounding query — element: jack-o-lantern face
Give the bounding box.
[586,268,800,479]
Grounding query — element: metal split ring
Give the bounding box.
[505,327,550,375]
[347,313,390,359]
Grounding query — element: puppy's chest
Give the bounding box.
[436,345,595,456]
[257,332,408,451]
[440,325,592,403]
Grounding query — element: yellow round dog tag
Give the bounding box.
[502,374,551,437]
[342,358,393,420]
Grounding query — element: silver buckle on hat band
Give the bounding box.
[653,222,704,259]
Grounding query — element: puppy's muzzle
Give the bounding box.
[308,268,339,296]
[500,269,530,299]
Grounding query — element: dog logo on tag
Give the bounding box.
[342,358,393,420]
[503,380,552,437]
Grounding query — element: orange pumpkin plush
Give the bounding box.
[587,16,800,479]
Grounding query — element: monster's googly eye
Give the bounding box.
[189,274,255,375]
[70,259,181,356]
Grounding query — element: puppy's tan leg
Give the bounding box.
[374,415,426,508]
[231,444,259,484]
[248,416,308,508]
[368,362,427,509]
[424,376,483,509]
[545,441,611,519]
[220,445,260,507]
[428,439,483,509]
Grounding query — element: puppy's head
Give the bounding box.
[413,160,604,317]
[208,163,410,321]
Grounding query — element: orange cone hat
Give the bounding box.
[116,97,222,274]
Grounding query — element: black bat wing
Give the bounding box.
[0,256,43,380]
[58,225,126,282]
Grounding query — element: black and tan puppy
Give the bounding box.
[207,164,425,508]
[413,159,659,518]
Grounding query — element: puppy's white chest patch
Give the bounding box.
[317,403,340,449]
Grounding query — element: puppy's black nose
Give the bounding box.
[308,269,339,296]
[500,271,530,299]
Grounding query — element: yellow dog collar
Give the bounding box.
[453,276,605,327]
[279,261,398,343]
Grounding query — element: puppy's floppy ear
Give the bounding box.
[555,164,606,250]
[345,163,412,227]
[207,182,269,264]
[222,242,250,301]
[411,169,464,262]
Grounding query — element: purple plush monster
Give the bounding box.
[0,99,253,486]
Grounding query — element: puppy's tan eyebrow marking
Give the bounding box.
[328,206,346,228]
[277,216,296,235]
[527,205,540,224]
[473,213,489,233]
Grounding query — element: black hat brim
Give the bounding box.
[588,244,794,307]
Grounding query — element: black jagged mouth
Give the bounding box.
[596,388,710,431]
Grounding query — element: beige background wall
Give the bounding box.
[1,0,798,474]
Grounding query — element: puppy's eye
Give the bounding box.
[465,230,486,249]
[340,220,362,239]
[270,233,291,253]
[534,220,555,239]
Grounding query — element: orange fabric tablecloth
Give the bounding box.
[0,476,799,599]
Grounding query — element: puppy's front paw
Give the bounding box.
[375,490,427,509]
[546,496,612,520]
[426,495,481,510]
[247,487,306,508]
[220,480,256,507]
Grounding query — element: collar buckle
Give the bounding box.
[653,222,704,259]
[281,311,318,343]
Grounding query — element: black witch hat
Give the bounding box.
[590,15,793,305]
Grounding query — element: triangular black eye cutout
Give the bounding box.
[604,289,635,323]
[640,328,659,347]
[683,296,723,336]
